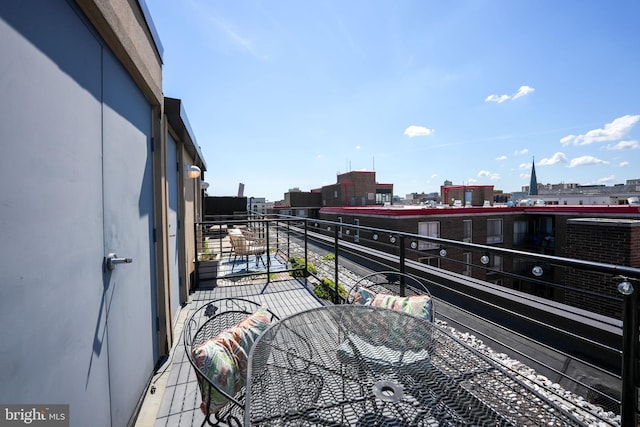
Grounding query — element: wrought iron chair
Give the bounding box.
[347,270,435,321]
[184,298,279,427]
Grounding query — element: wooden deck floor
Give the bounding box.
[142,277,326,427]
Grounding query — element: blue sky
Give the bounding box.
[146,0,640,202]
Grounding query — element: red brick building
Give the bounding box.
[320,171,393,207]
[440,184,495,207]
[318,204,640,318]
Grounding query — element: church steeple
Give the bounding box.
[529,157,538,196]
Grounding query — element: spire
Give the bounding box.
[529,157,538,196]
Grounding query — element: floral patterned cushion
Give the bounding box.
[352,286,376,305]
[192,306,272,414]
[370,293,433,321]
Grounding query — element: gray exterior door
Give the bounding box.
[102,51,158,427]
[0,2,158,426]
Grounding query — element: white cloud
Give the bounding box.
[595,175,616,184]
[478,170,500,180]
[485,94,510,104]
[512,85,535,99]
[404,125,434,138]
[620,161,630,167]
[539,152,567,166]
[520,173,530,178]
[560,114,640,146]
[485,85,535,103]
[606,140,639,150]
[568,155,608,167]
[514,149,529,155]
[519,163,530,169]
[355,145,361,150]
[466,178,478,184]
[496,155,508,161]
[559,135,575,145]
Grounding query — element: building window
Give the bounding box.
[514,257,525,271]
[418,256,440,268]
[492,255,503,271]
[375,192,392,204]
[463,252,472,276]
[513,221,528,245]
[465,190,473,207]
[334,190,338,198]
[354,219,360,243]
[487,218,503,244]
[463,220,472,243]
[418,221,440,250]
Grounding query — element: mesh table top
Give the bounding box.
[245,305,585,426]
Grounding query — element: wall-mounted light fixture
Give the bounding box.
[185,164,201,179]
[439,248,448,257]
[532,265,544,277]
[201,181,210,190]
[617,279,634,296]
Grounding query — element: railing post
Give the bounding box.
[399,235,406,297]
[304,220,308,276]
[620,280,639,425]
[218,220,223,255]
[194,222,199,291]
[286,220,291,259]
[334,225,340,304]
[265,220,271,283]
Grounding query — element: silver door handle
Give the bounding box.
[105,253,133,270]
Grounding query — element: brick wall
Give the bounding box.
[564,218,640,318]
[318,210,638,317]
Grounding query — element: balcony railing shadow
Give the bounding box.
[194,213,640,426]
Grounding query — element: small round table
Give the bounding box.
[245,305,582,426]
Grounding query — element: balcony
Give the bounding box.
[139,215,640,426]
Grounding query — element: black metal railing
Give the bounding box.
[194,213,640,425]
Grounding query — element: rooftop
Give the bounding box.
[133,224,634,426]
[320,203,640,216]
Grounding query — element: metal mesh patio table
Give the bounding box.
[245,305,586,426]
